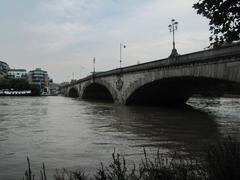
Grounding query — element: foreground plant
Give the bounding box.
[54,169,88,180]
[23,157,47,180]
[22,137,240,180]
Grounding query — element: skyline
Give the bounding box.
[0,0,210,83]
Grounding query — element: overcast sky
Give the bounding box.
[0,0,210,83]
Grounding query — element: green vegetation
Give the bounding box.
[22,137,240,180]
[0,78,40,96]
[193,0,240,48]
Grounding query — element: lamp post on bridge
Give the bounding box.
[72,72,74,80]
[93,57,96,75]
[120,43,126,68]
[168,19,179,57]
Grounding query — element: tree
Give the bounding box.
[10,79,30,90]
[0,78,10,89]
[193,0,240,47]
[29,84,41,96]
[0,78,41,96]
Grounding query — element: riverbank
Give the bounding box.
[0,78,41,96]
[192,94,240,98]
[22,137,240,180]
[0,90,32,96]
[0,90,59,96]
[224,94,240,98]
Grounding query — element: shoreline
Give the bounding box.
[192,94,240,98]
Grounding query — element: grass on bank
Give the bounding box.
[22,137,240,180]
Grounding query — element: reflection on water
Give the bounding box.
[0,96,240,180]
[86,104,220,154]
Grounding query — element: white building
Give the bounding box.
[7,69,27,79]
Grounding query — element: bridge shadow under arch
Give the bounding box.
[84,102,221,156]
[126,77,237,106]
[68,87,79,98]
[82,83,114,102]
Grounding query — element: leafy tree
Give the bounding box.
[30,84,41,96]
[10,79,30,90]
[193,0,240,47]
[0,78,41,96]
[0,78,10,89]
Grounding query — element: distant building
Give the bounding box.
[7,69,27,79]
[49,79,59,95]
[0,61,10,77]
[28,68,49,93]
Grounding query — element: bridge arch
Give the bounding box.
[124,68,240,106]
[81,79,116,102]
[68,87,79,98]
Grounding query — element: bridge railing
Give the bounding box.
[95,42,240,77]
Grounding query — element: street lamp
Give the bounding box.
[120,43,126,68]
[72,72,75,80]
[93,57,96,74]
[168,19,179,57]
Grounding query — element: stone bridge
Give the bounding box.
[61,43,240,106]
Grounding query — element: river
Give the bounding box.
[0,96,240,179]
